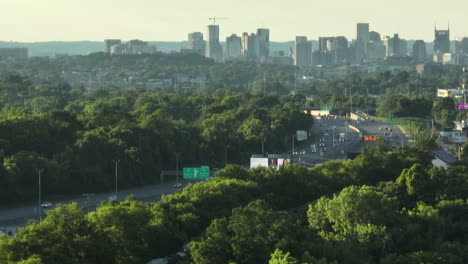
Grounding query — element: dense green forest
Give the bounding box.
[1,54,468,263]
[0,74,313,204]
[1,144,468,263]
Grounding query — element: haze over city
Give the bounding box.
[2,0,467,42]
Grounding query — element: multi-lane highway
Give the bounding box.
[1,113,408,234]
[0,179,196,231]
[292,114,408,167]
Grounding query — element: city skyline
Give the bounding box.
[1,0,467,42]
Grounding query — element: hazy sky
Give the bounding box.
[2,0,467,42]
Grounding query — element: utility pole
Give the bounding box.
[263,72,266,96]
[350,86,353,115]
[291,135,296,155]
[224,145,230,167]
[113,160,120,199]
[82,193,95,214]
[175,152,181,184]
[261,139,265,156]
[37,168,44,221]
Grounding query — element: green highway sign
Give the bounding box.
[183,166,210,179]
[320,106,333,111]
[388,118,398,123]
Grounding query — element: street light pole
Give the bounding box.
[82,193,95,213]
[113,160,120,199]
[37,168,44,221]
[292,135,296,155]
[175,152,180,184]
[224,145,230,167]
[261,139,265,156]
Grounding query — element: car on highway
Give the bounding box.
[311,148,317,153]
[174,182,183,188]
[319,143,325,147]
[320,138,325,142]
[108,195,117,200]
[41,202,53,208]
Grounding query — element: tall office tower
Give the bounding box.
[434,27,450,54]
[412,40,427,63]
[356,23,370,60]
[319,37,334,52]
[241,33,259,59]
[257,28,270,60]
[105,39,121,53]
[294,36,311,67]
[399,39,408,57]
[383,34,401,57]
[357,23,370,43]
[188,32,206,56]
[226,34,242,59]
[367,41,386,60]
[369,31,381,42]
[460,37,468,54]
[206,25,222,61]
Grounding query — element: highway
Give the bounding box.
[0,114,408,234]
[0,179,196,231]
[292,114,409,167]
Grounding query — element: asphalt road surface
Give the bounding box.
[0,114,408,231]
[292,114,408,167]
[0,179,197,229]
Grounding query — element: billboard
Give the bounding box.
[296,130,307,141]
[250,157,290,169]
[440,131,467,144]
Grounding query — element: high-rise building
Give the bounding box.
[295,36,311,67]
[383,34,401,57]
[434,27,450,54]
[399,39,408,57]
[460,37,468,54]
[367,41,386,61]
[357,23,370,43]
[241,32,259,59]
[369,31,381,42]
[226,34,242,59]
[412,40,427,63]
[356,23,370,60]
[105,39,121,53]
[188,32,205,56]
[206,25,222,61]
[317,36,349,65]
[257,28,270,60]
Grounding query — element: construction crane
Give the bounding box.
[209,17,227,25]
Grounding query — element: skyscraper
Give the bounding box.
[188,32,205,56]
[369,31,381,42]
[412,40,427,63]
[356,23,370,61]
[383,34,401,57]
[257,28,270,60]
[295,36,311,67]
[226,34,242,59]
[206,25,222,61]
[357,23,370,43]
[241,32,259,59]
[434,27,450,54]
[459,37,468,54]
